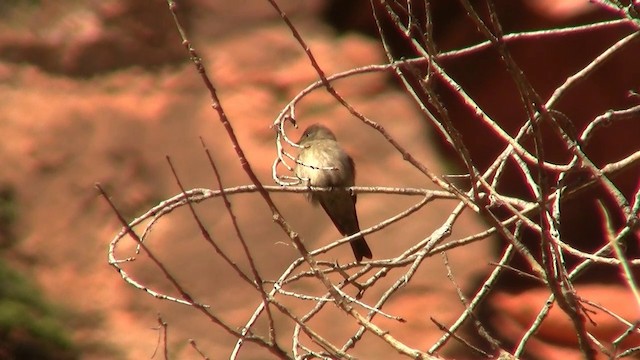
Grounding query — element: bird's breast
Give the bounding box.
[295,141,353,188]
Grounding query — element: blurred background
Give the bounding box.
[0,0,638,359]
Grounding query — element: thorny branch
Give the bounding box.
[102,0,640,359]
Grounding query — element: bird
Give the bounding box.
[294,123,372,262]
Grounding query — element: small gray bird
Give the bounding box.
[294,124,372,262]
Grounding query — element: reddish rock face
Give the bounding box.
[1,0,638,359]
[324,0,640,358]
[0,0,191,76]
[0,1,489,358]
[328,0,640,280]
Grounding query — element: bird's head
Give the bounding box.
[297,124,337,145]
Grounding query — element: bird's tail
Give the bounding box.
[350,236,372,262]
[318,192,373,262]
